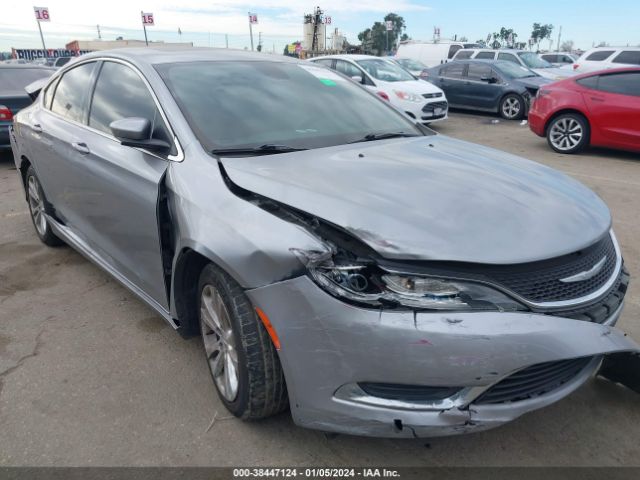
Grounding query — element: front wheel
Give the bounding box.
[198,264,288,419]
[499,93,525,120]
[25,166,63,247]
[546,113,590,154]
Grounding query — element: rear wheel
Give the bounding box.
[25,166,63,247]
[546,113,590,154]
[198,264,288,419]
[499,93,525,120]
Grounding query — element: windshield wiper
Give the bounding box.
[211,144,308,156]
[349,132,419,144]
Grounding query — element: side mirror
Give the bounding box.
[481,76,498,84]
[351,75,364,84]
[110,117,170,151]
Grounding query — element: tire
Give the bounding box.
[546,113,590,154]
[198,263,288,419]
[499,93,525,120]
[25,166,64,247]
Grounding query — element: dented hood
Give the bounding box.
[221,135,611,264]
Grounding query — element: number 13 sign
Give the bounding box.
[141,12,154,26]
[34,7,50,22]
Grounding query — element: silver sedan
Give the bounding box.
[9,48,638,438]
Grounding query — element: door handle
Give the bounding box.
[590,97,605,102]
[71,142,90,154]
[32,124,43,133]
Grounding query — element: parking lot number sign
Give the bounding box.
[34,7,50,22]
[141,12,154,26]
[249,13,258,24]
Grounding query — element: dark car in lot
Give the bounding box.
[529,67,640,154]
[0,65,55,148]
[426,59,552,120]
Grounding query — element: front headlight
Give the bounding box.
[292,248,526,312]
[394,90,423,103]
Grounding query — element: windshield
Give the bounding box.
[395,58,426,71]
[494,62,538,79]
[0,68,53,92]
[356,59,416,82]
[156,61,423,152]
[517,52,553,69]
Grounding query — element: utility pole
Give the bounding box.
[248,12,255,51]
[37,21,47,57]
[97,24,102,40]
[556,25,562,52]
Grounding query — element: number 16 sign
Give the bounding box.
[34,7,50,22]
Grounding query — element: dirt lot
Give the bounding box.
[1,112,639,466]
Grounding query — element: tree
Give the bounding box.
[560,40,574,52]
[490,27,518,48]
[358,13,407,55]
[531,23,554,51]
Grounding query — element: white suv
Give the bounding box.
[572,47,640,73]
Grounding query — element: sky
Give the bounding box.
[1,0,639,54]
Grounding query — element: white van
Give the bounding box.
[396,41,480,68]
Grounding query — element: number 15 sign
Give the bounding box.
[141,12,154,26]
[34,7,50,22]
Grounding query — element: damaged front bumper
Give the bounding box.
[247,275,639,438]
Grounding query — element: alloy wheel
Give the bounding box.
[549,117,583,151]
[27,175,47,237]
[200,284,240,402]
[502,97,521,119]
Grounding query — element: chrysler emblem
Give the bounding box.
[559,256,607,283]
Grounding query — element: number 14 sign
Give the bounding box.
[34,7,50,22]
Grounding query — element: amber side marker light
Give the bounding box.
[255,307,281,350]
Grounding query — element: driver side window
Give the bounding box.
[88,61,171,147]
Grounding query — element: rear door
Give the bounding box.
[437,63,467,106]
[583,72,640,149]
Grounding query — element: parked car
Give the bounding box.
[539,52,578,66]
[0,65,55,149]
[529,67,640,154]
[388,57,430,80]
[310,54,448,124]
[426,59,552,119]
[396,41,482,67]
[571,47,640,73]
[452,49,571,80]
[52,56,73,68]
[10,48,637,438]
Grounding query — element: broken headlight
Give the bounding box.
[292,248,525,312]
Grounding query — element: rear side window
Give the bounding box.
[596,72,640,97]
[542,54,557,63]
[448,45,462,59]
[476,51,495,60]
[498,53,519,64]
[89,61,167,141]
[50,62,96,123]
[585,50,614,61]
[43,76,60,109]
[576,76,599,89]
[441,63,465,78]
[312,59,333,68]
[612,51,640,65]
[455,50,474,60]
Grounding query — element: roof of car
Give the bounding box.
[573,66,640,79]
[78,47,302,66]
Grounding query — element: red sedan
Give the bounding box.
[529,68,640,154]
